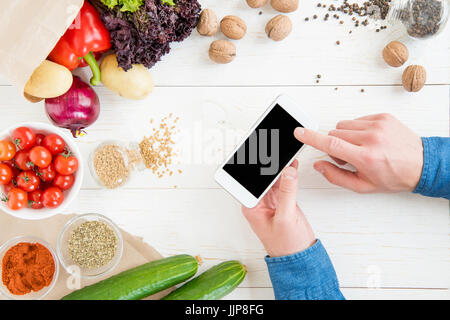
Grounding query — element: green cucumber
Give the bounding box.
[62,254,198,300]
[162,260,247,300]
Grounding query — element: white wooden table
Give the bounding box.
[0,0,449,299]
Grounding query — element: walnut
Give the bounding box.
[265,15,292,41]
[246,0,269,8]
[382,41,409,67]
[402,65,426,92]
[197,9,218,36]
[220,16,247,40]
[209,40,236,64]
[270,0,299,13]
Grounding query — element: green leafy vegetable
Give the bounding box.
[161,0,176,6]
[100,0,119,9]
[100,0,144,12]
[119,0,144,12]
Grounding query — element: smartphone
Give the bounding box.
[214,94,318,208]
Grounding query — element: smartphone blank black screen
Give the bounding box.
[223,104,304,198]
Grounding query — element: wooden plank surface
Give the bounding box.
[0,0,449,87]
[0,85,448,190]
[61,188,449,289]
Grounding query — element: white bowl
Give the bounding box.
[0,236,59,300]
[0,122,83,220]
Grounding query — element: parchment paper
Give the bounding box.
[0,212,170,300]
[0,0,83,97]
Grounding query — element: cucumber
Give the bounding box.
[162,260,247,300]
[62,254,198,300]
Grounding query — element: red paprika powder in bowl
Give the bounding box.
[0,236,59,300]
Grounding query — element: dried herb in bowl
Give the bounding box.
[89,0,201,71]
[68,221,118,269]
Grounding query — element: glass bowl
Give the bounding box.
[0,236,59,300]
[57,213,123,279]
[88,140,145,190]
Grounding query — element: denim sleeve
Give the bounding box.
[265,239,345,300]
[413,137,450,200]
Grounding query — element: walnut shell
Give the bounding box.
[265,15,292,41]
[271,0,299,13]
[382,41,409,67]
[197,9,218,36]
[220,15,247,40]
[402,65,426,92]
[246,0,269,8]
[209,40,236,64]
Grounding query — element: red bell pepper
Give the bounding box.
[48,1,111,86]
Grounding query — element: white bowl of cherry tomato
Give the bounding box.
[0,123,83,220]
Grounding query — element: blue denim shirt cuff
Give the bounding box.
[413,137,450,200]
[265,239,344,300]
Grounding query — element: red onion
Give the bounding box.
[45,76,100,138]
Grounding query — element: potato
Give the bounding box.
[24,60,73,98]
[23,93,44,103]
[100,54,154,100]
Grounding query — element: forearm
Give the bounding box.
[265,239,345,300]
[414,137,450,200]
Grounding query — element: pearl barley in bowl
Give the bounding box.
[0,123,83,220]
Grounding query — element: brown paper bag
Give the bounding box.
[0,213,171,300]
[0,0,83,98]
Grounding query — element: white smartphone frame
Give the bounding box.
[214,94,318,208]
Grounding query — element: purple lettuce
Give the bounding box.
[90,0,201,70]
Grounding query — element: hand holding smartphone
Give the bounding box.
[215,95,318,208]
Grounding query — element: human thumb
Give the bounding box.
[275,166,299,217]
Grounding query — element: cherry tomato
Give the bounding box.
[36,163,56,182]
[17,171,40,192]
[3,160,20,178]
[54,152,78,175]
[35,134,45,146]
[42,134,66,155]
[3,188,28,210]
[29,146,52,168]
[3,180,17,194]
[28,190,44,209]
[53,174,75,191]
[0,163,12,185]
[42,187,64,209]
[0,140,16,161]
[14,150,34,171]
[12,127,36,150]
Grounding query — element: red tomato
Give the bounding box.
[17,171,40,192]
[12,127,36,150]
[36,163,56,182]
[42,134,66,155]
[29,146,52,168]
[3,160,20,178]
[42,187,64,209]
[3,188,28,210]
[28,190,44,209]
[3,181,16,194]
[0,140,16,161]
[53,174,75,191]
[54,152,78,175]
[35,134,45,146]
[0,163,12,185]
[14,150,34,171]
